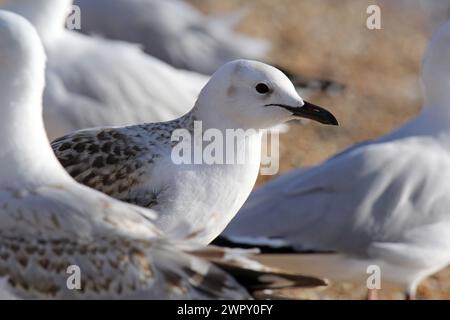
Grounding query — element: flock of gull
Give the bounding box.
[0,0,449,300]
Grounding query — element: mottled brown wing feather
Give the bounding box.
[51,128,157,205]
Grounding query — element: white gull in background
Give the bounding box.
[52,60,338,245]
[73,0,345,95]
[221,21,450,299]
[0,10,326,299]
[1,0,210,140]
[74,0,269,76]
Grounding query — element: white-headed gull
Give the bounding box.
[221,21,450,300]
[51,60,338,245]
[0,10,326,299]
[1,0,210,140]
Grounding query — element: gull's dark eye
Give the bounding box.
[255,83,270,94]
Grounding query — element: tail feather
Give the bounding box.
[187,245,328,292]
[212,236,299,254]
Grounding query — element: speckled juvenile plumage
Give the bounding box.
[52,110,197,208]
[0,184,325,299]
[0,182,255,299]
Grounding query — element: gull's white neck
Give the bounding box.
[189,101,265,166]
[0,63,69,189]
[380,104,450,144]
[192,99,267,134]
[192,104,238,132]
[2,0,73,42]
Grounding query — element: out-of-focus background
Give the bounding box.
[189,0,450,299]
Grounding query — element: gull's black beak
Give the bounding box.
[266,101,339,126]
[291,101,339,125]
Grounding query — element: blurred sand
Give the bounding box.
[189,0,450,299]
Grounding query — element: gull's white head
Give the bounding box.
[1,0,73,41]
[195,60,338,130]
[422,21,450,109]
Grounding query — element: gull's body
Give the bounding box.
[53,115,262,245]
[74,0,269,75]
[52,60,338,245]
[1,0,209,140]
[222,22,450,298]
[0,10,326,299]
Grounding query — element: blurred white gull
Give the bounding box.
[1,0,210,140]
[0,10,326,299]
[74,0,269,76]
[51,59,338,245]
[73,0,346,96]
[221,21,450,299]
